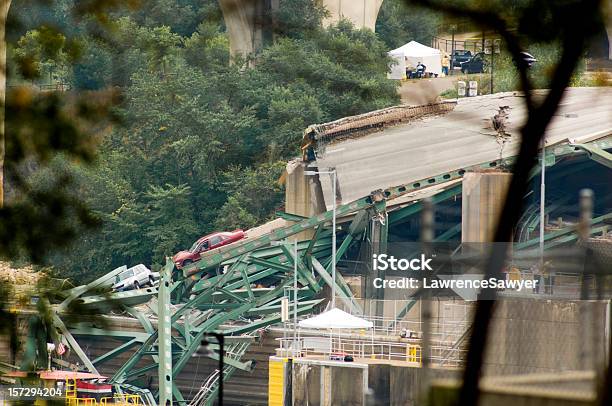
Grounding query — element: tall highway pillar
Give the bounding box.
[219,0,277,58]
[220,0,384,57]
[320,0,384,30]
[461,171,512,243]
[158,259,174,405]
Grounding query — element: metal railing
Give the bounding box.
[189,340,252,406]
[274,300,472,367]
[431,37,486,53]
[100,394,142,405]
[334,299,473,339]
[275,336,466,367]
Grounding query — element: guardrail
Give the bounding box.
[280,314,470,342]
[7,83,71,92]
[275,336,466,367]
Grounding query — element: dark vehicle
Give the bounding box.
[173,230,246,269]
[452,50,472,67]
[461,52,486,74]
[518,51,537,68]
[329,352,353,362]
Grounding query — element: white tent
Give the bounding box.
[298,308,373,329]
[388,40,442,79]
[296,308,374,358]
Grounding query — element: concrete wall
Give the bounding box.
[3,298,608,405]
[292,358,368,406]
[484,299,609,375]
[284,159,326,240]
[430,371,597,406]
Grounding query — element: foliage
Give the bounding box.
[489,43,587,93]
[129,0,222,37]
[214,162,286,230]
[272,0,329,39]
[1,85,117,263]
[376,0,441,49]
[2,1,401,283]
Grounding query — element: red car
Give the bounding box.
[173,230,245,269]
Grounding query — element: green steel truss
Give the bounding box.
[570,143,612,169]
[37,135,609,405]
[185,137,612,275]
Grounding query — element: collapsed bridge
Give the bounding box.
[27,87,612,405]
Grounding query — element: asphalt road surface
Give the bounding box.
[314,87,612,207]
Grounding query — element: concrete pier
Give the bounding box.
[461,171,512,242]
[284,160,326,240]
[219,0,385,57]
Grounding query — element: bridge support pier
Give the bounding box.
[320,0,384,30]
[219,0,277,58]
[284,160,326,241]
[219,0,384,57]
[461,171,512,243]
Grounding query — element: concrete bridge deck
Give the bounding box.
[314,87,612,206]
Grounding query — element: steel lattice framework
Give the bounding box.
[30,135,611,405]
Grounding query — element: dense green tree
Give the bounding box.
[376,0,441,48]
[214,162,285,230]
[72,37,113,89]
[272,0,328,39]
[183,21,230,70]
[6,0,401,283]
[129,0,222,37]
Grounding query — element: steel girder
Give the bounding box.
[515,212,612,250]
[58,239,331,404]
[570,143,612,169]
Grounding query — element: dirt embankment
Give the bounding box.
[0,262,40,285]
[0,262,45,306]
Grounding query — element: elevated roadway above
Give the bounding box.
[313,87,612,206]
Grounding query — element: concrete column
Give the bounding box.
[220,0,385,57]
[606,12,612,60]
[219,0,276,58]
[320,0,384,30]
[284,160,326,240]
[461,171,512,243]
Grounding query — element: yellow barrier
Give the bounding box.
[406,344,422,365]
[66,398,95,405]
[65,378,78,405]
[100,394,142,405]
[268,358,286,406]
[65,378,77,400]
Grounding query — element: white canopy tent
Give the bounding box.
[297,308,374,359]
[298,308,373,329]
[388,40,443,79]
